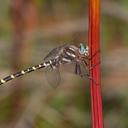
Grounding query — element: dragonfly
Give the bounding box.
[0,43,92,87]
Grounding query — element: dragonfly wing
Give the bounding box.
[67,60,89,78]
[44,44,69,61]
[75,62,81,75]
[45,66,61,88]
[77,60,89,78]
[76,60,98,84]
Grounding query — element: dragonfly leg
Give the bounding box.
[83,73,99,85]
[75,63,78,74]
[83,60,88,66]
[89,61,100,71]
[78,63,83,77]
[88,49,100,60]
[75,62,82,76]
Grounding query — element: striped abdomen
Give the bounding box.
[0,62,49,85]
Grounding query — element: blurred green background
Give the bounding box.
[0,0,128,128]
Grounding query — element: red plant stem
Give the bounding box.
[88,0,104,128]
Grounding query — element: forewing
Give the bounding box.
[65,60,89,78]
[78,61,98,84]
[44,44,69,61]
[78,60,89,78]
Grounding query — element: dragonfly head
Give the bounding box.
[79,43,89,56]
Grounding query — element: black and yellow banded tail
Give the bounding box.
[0,63,46,85]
